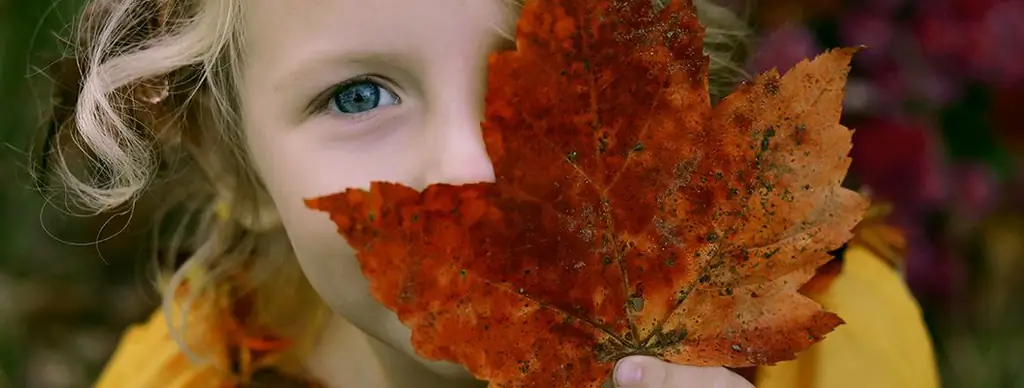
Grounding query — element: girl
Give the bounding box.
[36,0,940,386]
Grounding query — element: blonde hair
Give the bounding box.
[35,0,750,372]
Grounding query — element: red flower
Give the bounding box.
[850,117,948,208]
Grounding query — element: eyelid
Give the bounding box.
[306,74,402,116]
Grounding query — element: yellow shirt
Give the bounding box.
[94,245,939,388]
[754,245,939,388]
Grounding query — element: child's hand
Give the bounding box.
[609,356,754,388]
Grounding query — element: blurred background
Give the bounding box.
[1,0,1023,386]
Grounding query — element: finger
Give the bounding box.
[611,355,754,388]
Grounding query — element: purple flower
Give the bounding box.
[902,223,965,309]
[970,1,1024,85]
[950,163,1001,221]
[748,24,821,74]
[840,10,898,71]
[850,117,948,210]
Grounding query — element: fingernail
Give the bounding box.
[615,359,643,385]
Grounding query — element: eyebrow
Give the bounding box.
[272,51,420,94]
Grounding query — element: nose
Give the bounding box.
[419,105,496,187]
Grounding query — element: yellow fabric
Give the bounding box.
[95,298,232,388]
[755,245,940,388]
[95,246,939,387]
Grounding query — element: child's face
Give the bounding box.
[239,0,516,374]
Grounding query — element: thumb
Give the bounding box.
[611,355,754,388]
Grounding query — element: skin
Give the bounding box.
[239,0,755,387]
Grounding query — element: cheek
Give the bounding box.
[250,143,375,312]
[281,203,371,312]
[242,123,409,314]
[241,102,427,312]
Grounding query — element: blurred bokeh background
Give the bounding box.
[1,0,1023,386]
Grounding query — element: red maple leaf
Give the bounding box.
[306,0,867,386]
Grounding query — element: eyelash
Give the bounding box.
[318,75,402,117]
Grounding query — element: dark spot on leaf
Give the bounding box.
[566,151,578,162]
[676,289,690,303]
[794,123,807,145]
[760,127,776,152]
[764,75,780,95]
[628,296,645,313]
[518,360,530,374]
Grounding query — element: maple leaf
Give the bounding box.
[305,0,868,386]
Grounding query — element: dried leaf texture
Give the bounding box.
[306,0,867,386]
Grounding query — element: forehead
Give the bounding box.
[244,0,516,40]
[241,0,518,83]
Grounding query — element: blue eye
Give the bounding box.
[329,79,399,114]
